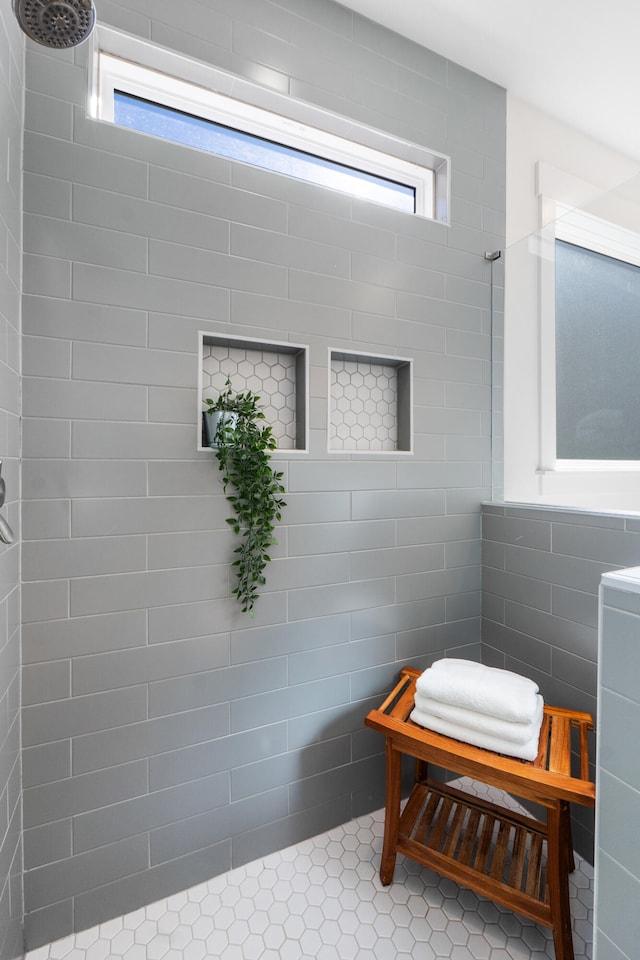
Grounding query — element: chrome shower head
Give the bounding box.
[13,0,96,49]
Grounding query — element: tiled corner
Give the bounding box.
[26,779,593,960]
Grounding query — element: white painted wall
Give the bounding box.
[506,97,639,247]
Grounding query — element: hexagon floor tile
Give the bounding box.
[26,779,592,960]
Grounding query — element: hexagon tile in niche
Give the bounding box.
[25,780,593,960]
[331,357,399,452]
[202,344,297,449]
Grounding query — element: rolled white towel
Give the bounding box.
[413,691,544,745]
[409,706,542,762]
[415,658,540,723]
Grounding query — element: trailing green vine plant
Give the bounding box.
[205,379,286,616]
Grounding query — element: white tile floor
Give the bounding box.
[25,780,593,960]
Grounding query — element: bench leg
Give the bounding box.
[547,801,575,960]
[415,758,429,783]
[380,739,402,885]
[564,801,576,873]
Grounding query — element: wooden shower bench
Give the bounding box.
[365,667,595,960]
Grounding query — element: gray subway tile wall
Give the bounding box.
[595,576,640,959]
[481,502,640,864]
[0,12,22,960]
[20,0,503,947]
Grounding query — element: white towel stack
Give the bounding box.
[410,658,544,761]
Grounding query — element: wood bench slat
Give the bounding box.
[548,716,572,776]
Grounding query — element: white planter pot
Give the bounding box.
[203,410,239,448]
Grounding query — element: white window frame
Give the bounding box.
[540,204,640,475]
[504,161,640,513]
[90,27,449,222]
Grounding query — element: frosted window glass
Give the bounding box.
[555,239,640,460]
[114,92,416,213]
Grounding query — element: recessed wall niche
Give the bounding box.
[329,350,413,453]
[200,334,308,452]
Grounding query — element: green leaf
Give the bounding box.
[212,379,287,615]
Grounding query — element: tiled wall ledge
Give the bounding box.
[595,568,640,960]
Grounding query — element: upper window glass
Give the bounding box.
[113,91,417,214]
[95,44,448,221]
[555,238,640,461]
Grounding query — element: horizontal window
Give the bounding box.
[94,34,448,220]
[113,90,417,213]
